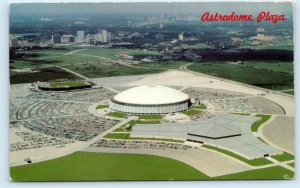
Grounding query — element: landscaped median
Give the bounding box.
[181,104,206,116]
[271,152,294,162]
[202,144,272,166]
[139,114,162,120]
[105,111,127,118]
[113,120,161,132]
[96,105,108,109]
[103,133,184,143]
[251,114,271,132]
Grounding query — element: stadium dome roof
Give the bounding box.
[113,85,190,105]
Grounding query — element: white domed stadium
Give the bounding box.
[110,85,191,114]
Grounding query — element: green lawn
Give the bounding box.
[288,162,295,167]
[10,152,294,181]
[96,105,109,109]
[10,152,208,181]
[139,114,162,120]
[243,61,294,74]
[188,62,294,91]
[114,120,161,132]
[136,61,188,70]
[251,114,271,132]
[104,132,183,143]
[106,112,127,118]
[271,152,294,162]
[63,63,163,78]
[49,81,89,88]
[182,109,203,116]
[103,133,130,139]
[202,144,272,166]
[214,166,294,180]
[193,104,207,110]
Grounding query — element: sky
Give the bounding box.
[10,2,293,17]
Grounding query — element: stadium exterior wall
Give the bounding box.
[110,98,191,114]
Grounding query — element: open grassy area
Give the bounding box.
[128,50,160,57]
[10,67,80,84]
[114,120,161,132]
[49,81,89,88]
[188,62,294,91]
[251,114,271,132]
[271,152,294,162]
[139,114,162,120]
[182,109,203,116]
[202,144,272,166]
[214,166,294,180]
[96,105,109,109]
[63,63,163,78]
[129,137,184,143]
[243,61,294,74]
[10,152,294,181]
[105,112,127,118]
[103,133,130,139]
[104,133,183,143]
[288,162,295,167]
[10,152,208,181]
[193,104,207,110]
[137,61,187,70]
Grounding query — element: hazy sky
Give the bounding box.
[10,2,293,17]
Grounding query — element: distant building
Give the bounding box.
[159,23,164,29]
[61,35,75,44]
[77,31,85,39]
[178,33,184,41]
[102,29,108,43]
[96,29,111,43]
[51,34,61,44]
[9,37,19,48]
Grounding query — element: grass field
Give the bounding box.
[139,114,162,120]
[202,144,272,166]
[271,152,294,162]
[49,81,89,88]
[288,162,295,167]
[188,62,294,91]
[243,61,294,74]
[104,132,183,143]
[106,112,127,118]
[103,133,130,139]
[10,67,80,84]
[251,114,271,132]
[193,104,207,110]
[214,166,294,180]
[63,63,163,78]
[136,61,187,70]
[10,152,294,181]
[10,152,208,181]
[96,105,109,109]
[182,109,203,116]
[114,120,161,132]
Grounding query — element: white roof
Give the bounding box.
[113,85,189,105]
